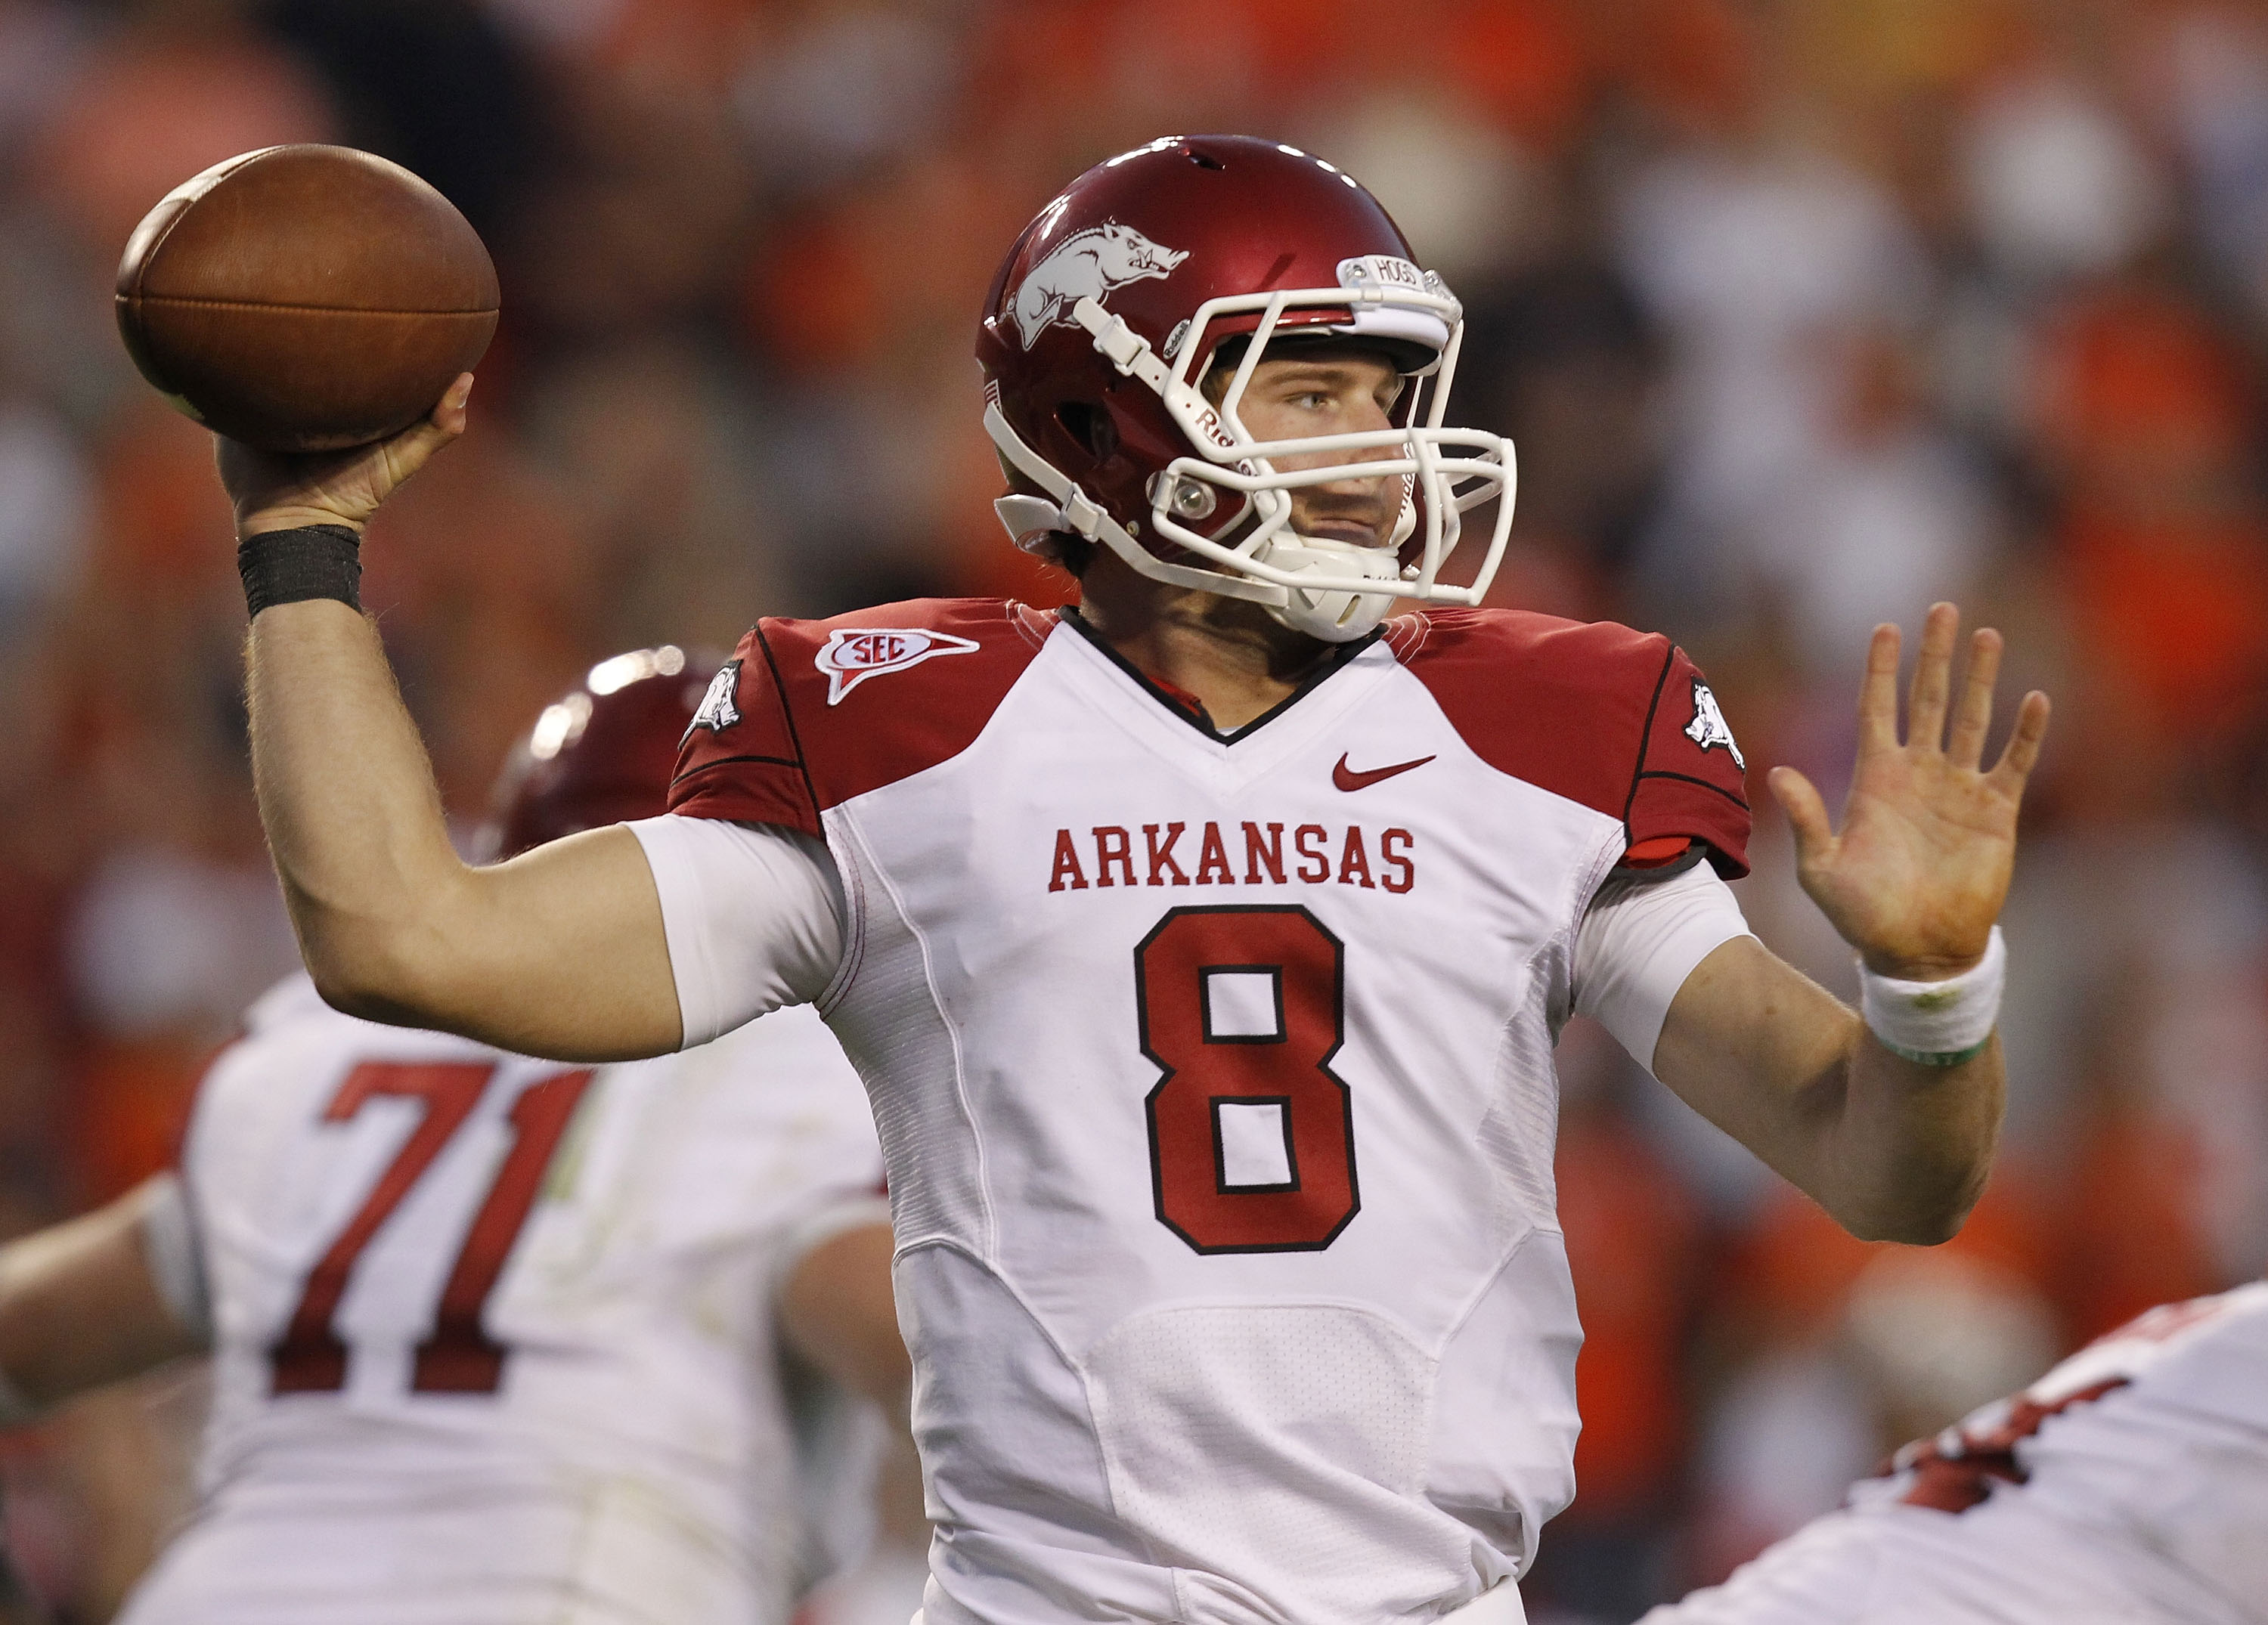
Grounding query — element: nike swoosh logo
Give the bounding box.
[1333,752,1436,791]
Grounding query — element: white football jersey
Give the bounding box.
[1642,1283,2268,1625]
[662,602,1754,1625]
[119,975,885,1625]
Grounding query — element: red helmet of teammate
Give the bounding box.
[976,134,1516,642]
[482,647,721,862]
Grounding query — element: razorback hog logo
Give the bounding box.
[815,627,981,705]
[1683,679,1745,770]
[686,659,743,737]
[1012,223,1188,349]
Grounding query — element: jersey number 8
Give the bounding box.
[1136,905,1359,1253]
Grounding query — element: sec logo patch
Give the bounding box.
[816,628,981,705]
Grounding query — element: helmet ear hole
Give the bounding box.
[1055,401,1118,463]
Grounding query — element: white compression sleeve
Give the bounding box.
[1573,859,1755,1075]
[627,816,847,1047]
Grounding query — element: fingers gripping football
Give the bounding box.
[1767,602,2051,980]
[218,373,473,537]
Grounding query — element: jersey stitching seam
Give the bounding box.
[1419,1222,1559,1540]
[849,841,1000,1260]
[1564,826,1630,1020]
[1621,639,1676,843]
[754,624,824,829]
[813,815,867,1017]
[897,1237,1145,1547]
[1432,1220,1556,1362]
[1634,768,1749,810]
[671,752,804,778]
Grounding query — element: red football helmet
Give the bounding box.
[481,647,721,862]
[977,134,1516,642]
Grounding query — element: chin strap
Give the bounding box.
[993,494,1068,556]
[1074,299,1177,393]
[1263,538,1402,642]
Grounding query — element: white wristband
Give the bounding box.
[1858,926,2006,1067]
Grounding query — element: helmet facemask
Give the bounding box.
[986,255,1517,642]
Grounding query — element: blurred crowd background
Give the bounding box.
[1,0,2266,1619]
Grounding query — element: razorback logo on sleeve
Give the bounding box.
[815,627,982,705]
[1632,645,1749,874]
[1681,679,1744,769]
[685,660,743,738]
[668,631,820,834]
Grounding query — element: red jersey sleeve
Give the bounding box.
[1628,643,1750,876]
[668,599,1052,828]
[669,629,823,834]
[1386,608,1752,878]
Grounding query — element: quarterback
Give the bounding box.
[0,655,916,1625]
[212,137,2046,1625]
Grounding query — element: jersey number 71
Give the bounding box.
[269,1061,593,1396]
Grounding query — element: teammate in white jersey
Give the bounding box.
[0,653,919,1625]
[209,136,2050,1625]
[1641,1283,2268,1624]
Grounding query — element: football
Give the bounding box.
[114,144,498,452]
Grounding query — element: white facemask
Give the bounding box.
[986,259,1517,639]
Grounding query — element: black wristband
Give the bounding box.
[237,525,364,618]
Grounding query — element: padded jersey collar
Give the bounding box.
[1054,606,1385,746]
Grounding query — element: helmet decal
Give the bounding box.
[1012,222,1188,349]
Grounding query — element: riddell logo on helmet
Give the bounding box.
[815,628,982,705]
[1012,223,1188,349]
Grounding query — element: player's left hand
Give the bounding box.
[1768,602,2050,980]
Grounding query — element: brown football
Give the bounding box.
[115,145,499,452]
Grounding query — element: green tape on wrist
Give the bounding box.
[1876,1034,1994,1069]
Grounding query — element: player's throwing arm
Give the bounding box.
[112,153,686,1060]
[1650,606,2050,1242]
[223,390,683,1061]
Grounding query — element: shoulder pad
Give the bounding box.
[671,599,1052,830]
[1384,608,1751,876]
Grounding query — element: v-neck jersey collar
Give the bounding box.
[1052,606,1386,747]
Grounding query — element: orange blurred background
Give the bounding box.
[4,1,2268,1620]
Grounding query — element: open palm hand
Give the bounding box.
[1769,603,2050,980]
